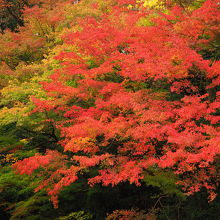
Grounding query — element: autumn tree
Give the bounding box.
[13,0,220,205]
[11,0,220,217]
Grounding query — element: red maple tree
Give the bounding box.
[13,0,220,207]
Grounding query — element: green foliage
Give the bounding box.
[158,190,220,220]
[57,211,92,220]
[0,166,35,218]
[143,167,183,196]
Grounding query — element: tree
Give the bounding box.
[13,0,220,214]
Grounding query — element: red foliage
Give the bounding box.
[14,0,220,207]
[13,151,53,175]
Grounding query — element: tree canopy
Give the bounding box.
[0,0,220,219]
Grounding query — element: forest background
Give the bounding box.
[0,0,220,219]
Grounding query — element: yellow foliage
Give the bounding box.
[0,105,27,126]
[20,139,29,144]
[1,154,18,164]
[137,0,165,9]
[65,137,98,153]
